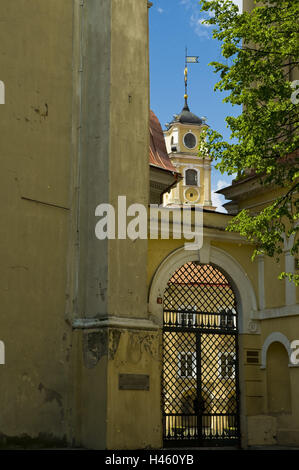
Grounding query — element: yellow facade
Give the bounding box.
[147,200,299,447]
[0,0,298,451]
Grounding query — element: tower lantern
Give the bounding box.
[163,51,215,210]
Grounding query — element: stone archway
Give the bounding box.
[148,244,258,448]
[161,261,241,446]
[148,245,258,334]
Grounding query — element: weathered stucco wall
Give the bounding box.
[72,0,152,449]
[0,0,152,449]
[107,328,162,449]
[108,0,149,319]
[0,0,75,446]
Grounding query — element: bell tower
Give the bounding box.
[163,66,215,210]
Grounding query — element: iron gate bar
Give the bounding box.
[196,332,202,443]
[165,328,237,334]
[162,262,240,448]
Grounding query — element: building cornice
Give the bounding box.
[252,303,299,321]
[72,316,159,331]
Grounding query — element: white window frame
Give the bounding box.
[183,131,197,150]
[183,166,200,187]
[218,352,236,379]
[178,305,197,326]
[185,168,198,186]
[178,352,197,378]
[172,128,178,145]
[217,307,236,328]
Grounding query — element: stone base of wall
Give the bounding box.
[247,415,277,446]
[277,428,299,447]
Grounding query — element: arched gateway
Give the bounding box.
[162,262,240,447]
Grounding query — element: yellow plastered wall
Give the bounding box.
[0,0,74,444]
[147,232,299,446]
[107,329,162,449]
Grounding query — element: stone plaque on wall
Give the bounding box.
[119,374,150,391]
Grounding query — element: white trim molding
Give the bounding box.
[252,303,299,320]
[72,316,159,331]
[148,245,258,334]
[203,165,212,206]
[260,332,298,369]
[256,254,265,310]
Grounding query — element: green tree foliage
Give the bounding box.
[200,0,299,284]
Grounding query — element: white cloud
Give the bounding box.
[180,0,192,8]
[182,0,242,11]
[211,179,229,213]
[180,0,214,38]
[157,7,164,14]
[181,0,243,37]
[190,13,213,38]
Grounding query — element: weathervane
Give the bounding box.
[184,47,199,107]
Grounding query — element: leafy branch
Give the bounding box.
[199,0,299,281]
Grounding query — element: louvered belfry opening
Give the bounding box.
[162,262,240,447]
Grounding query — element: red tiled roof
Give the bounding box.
[168,263,230,287]
[149,110,179,173]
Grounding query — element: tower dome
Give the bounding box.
[167,99,203,129]
[176,101,203,126]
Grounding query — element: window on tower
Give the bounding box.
[172,128,178,144]
[185,169,197,186]
[183,132,196,149]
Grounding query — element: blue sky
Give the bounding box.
[149,0,242,211]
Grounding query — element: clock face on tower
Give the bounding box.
[185,187,199,202]
[183,132,197,149]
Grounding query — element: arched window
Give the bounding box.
[185,169,197,186]
[162,262,239,445]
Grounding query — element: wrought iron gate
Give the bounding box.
[162,262,240,447]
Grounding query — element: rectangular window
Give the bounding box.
[178,352,196,378]
[218,352,236,379]
[178,311,197,326]
[177,305,197,326]
[218,307,236,328]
